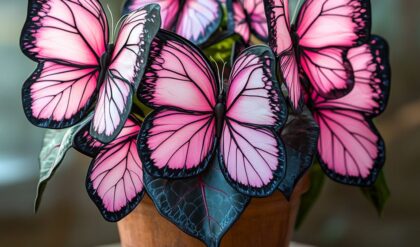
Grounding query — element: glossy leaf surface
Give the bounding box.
[35,116,91,211]
[144,157,250,247]
[279,109,319,198]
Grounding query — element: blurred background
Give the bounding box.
[0,0,418,246]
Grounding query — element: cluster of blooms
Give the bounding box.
[20,0,390,245]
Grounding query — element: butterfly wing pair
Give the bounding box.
[264,0,371,111]
[21,0,161,143]
[310,36,390,186]
[266,0,390,186]
[138,30,288,196]
[123,0,223,45]
[74,117,143,222]
[230,0,269,43]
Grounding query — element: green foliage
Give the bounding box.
[203,34,242,64]
[34,116,91,212]
[219,1,231,30]
[295,161,325,229]
[133,96,152,120]
[361,171,390,215]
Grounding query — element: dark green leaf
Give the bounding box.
[361,171,390,215]
[295,162,325,229]
[279,109,319,198]
[34,116,91,212]
[144,157,250,247]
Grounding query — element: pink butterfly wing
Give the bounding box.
[139,30,218,113]
[313,109,384,185]
[311,36,390,185]
[243,0,268,41]
[219,122,286,196]
[139,109,216,178]
[318,36,390,116]
[296,0,371,48]
[86,118,145,221]
[123,0,180,30]
[300,47,354,98]
[264,0,292,56]
[233,1,251,43]
[91,5,161,143]
[226,46,287,128]
[280,51,303,111]
[175,0,223,44]
[138,30,218,178]
[220,46,288,196]
[264,0,303,111]
[21,0,108,65]
[20,0,108,128]
[22,62,99,128]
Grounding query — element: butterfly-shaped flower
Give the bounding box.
[229,0,269,43]
[123,0,223,45]
[21,0,161,143]
[308,36,390,186]
[137,30,288,197]
[264,0,372,111]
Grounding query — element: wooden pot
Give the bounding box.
[118,175,310,247]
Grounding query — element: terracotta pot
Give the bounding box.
[118,175,310,247]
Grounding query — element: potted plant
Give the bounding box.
[20,0,391,246]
